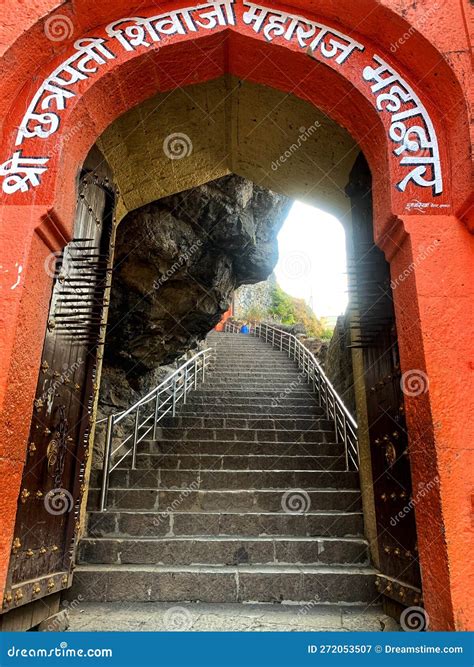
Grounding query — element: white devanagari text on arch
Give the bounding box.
[363,55,443,196]
[0,1,444,200]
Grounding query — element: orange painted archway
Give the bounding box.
[0,0,472,630]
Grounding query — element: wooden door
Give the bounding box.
[2,154,115,612]
[346,154,423,612]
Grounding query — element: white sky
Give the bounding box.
[274,201,348,319]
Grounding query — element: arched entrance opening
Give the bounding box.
[0,1,472,631]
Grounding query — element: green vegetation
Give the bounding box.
[269,286,326,339]
[240,283,335,341]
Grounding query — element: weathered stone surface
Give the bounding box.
[37,610,70,632]
[94,176,290,467]
[104,175,290,377]
[66,601,398,632]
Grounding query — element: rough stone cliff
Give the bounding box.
[97,175,291,429]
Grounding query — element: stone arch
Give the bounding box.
[0,0,472,631]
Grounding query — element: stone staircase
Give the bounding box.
[72,332,377,607]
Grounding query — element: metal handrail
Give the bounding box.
[225,321,359,470]
[99,347,214,510]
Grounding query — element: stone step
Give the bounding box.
[177,406,324,417]
[209,366,301,374]
[87,488,361,513]
[69,564,378,603]
[184,397,319,408]
[118,452,346,470]
[87,509,364,538]
[209,367,300,374]
[156,427,335,443]
[136,439,344,456]
[206,381,308,388]
[65,601,397,633]
[90,468,359,491]
[187,389,315,399]
[159,416,333,430]
[78,535,369,566]
[204,370,304,380]
[199,387,314,395]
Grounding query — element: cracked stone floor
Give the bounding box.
[67,602,400,632]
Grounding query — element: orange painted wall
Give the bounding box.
[0,0,472,629]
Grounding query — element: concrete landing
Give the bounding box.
[66,602,399,632]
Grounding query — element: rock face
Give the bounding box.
[95,175,291,458]
[104,175,291,378]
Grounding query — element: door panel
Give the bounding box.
[2,161,115,612]
[347,154,422,610]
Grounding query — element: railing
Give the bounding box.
[225,321,359,470]
[98,348,214,511]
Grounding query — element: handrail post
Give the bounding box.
[202,355,206,383]
[343,416,349,471]
[172,378,177,416]
[153,392,160,440]
[132,406,139,469]
[183,367,188,404]
[194,359,198,389]
[100,414,114,512]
